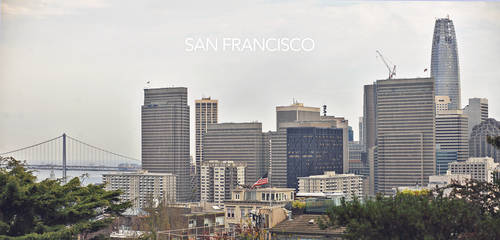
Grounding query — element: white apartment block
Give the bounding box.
[298,171,364,200]
[448,157,499,183]
[103,171,176,209]
[200,160,246,206]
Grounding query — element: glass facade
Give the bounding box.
[431,17,461,110]
[286,127,343,189]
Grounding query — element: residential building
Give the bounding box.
[141,87,190,201]
[224,187,295,231]
[276,102,320,130]
[463,98,489,135]
[376,78,436,194]
[194,97,218,201]
[298,171,364,200]
[431,17,461,110]
[203,122,267,186]
[200,160,245,206]
[469,118,500,162]
[103,171,176,209]
[287,127,344,189]
[449,157,499,183]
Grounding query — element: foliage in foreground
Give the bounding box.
[319,180,500,240]
[0,157,131,239]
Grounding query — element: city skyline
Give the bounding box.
[1,1,500,159]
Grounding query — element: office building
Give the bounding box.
[141,87,190,201]
[431,17,461,110]
[359,117,364,147]
[194,97,218,201]
[469,118,500,162]
[103,171,176,209]
[348,126,354,142]
[435,110,469,173]
[363,84,377,149]
[449,157,499,183]
[200,160,245,206]
[298,171,364,200]
[348,141,367,176]
[276,102,320,130]
[203,122,267,186]
[269,130,287,188]
[463,98,488,134]
[286,127,344,189]
[376,78,435,194]
[435,96,451,114]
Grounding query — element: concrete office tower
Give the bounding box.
[376,78,436,194]
[358,117,364,147]
[463,98,488,134]
[348,141,365,175]
[286,127,344,190]
[203,122,267,185]
[200,160,245,206]
[431,17,461,110]
[435,96,451,114]
[142,87,190,202]
[449,157,499,183]
[269,130,287,188]
[276,102,320,130]
[469,118,500,162]
[298,171,364,200]
[363,84,377,149]
[103,171,176,209]
[435,110,469,174]
[194,97,218,201]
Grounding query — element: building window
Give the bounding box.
[227,208,235,218]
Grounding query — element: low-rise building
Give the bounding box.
[103,171,176,208]
[448,157,499,183]
[298,171,364,200]
[224,187,294,232]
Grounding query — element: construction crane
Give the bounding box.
[376,50,396,79]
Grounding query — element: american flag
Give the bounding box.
[252,173,268,188]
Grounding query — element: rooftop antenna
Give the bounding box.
[322,105,327,116]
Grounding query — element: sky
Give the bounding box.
[1,0,499,160]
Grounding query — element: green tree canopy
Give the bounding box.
[0,157,131,239]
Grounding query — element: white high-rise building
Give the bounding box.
[448,157,498,183]
[103,171,176,209]
[298,171,364,200]
[200,160,246,206]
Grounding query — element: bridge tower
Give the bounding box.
[62,133,67,183]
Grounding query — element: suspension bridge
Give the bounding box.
[0,133,141,180]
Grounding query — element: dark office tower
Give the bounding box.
[469,118,500,163]
[286,127,344,190]
[431,17,461,110]
[203,122,266,185]
[376,78,436,194]
[141,87,190,202]
[363,84,377,149]
[194,97,218,201]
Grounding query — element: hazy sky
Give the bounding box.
[1,0,499,160]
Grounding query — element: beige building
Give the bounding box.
[224,187,294,231]
[276,102,320,130]
[200,160,246,206]
[103,171,176,208]
[435,96,451,114]
[449,157,499,183]
[298,171,364,200]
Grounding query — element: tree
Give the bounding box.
[319,185,500,240]
[0,157,131,239]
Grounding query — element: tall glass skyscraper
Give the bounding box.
[431,17,461,110]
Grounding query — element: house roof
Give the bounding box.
[270,214,344,237]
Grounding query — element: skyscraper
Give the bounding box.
[276,102,320,130]
[141,87,190,202]
[195,97,218,201]
[431,17,461,110]
[363,84,377,149]
[376,78,435,194]
[435,110,469,174]
[463,98,488,135]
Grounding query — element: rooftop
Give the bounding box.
[270,214,344,237]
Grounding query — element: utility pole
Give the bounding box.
[62,133,67,183]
